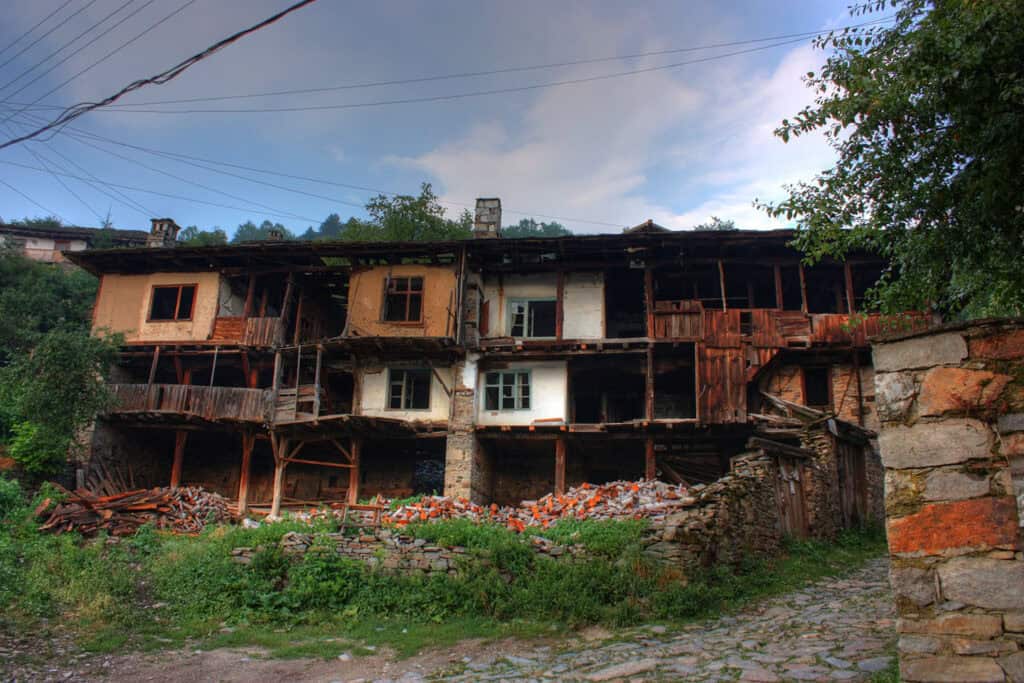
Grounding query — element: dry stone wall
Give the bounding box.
[872,319,1024,683]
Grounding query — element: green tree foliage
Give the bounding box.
[4,216,64,230]
[231,220,295,243]
[354,183,472,242]
[501,219,572,238]
[0,249,117,474]
[177,225,228,246]
[693,217,737,231]
[759,0,1024,317]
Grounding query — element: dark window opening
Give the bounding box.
[604,269,646,338]
[780,265,803,311]
[804,265,849,314]
[654,346,697,419]
[383,276,424,322]
[740,311,753,336]
[851,263,883,311]
[150,284,196,321]
[655,265,722,309]
[723,264,775,309]
[570,361,645,423]
[387,369,431,409]
[325,371,354,414]
[509,300,556,338]
[484,371,531,411]
[804,367,831,408]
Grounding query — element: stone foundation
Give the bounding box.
[872,319,1024,682]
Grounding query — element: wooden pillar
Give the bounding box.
[293,287,304,345]
[798,264,808,313]
[237,432,255,515]
[773,265,784,310]
[844,262,856,314]
[717,259,728,310]
[270,433,288,518]
[209,346,219,387]
[643,267,654,338]
[645,346,655,420]
[555,271,565,340]
[554,436,566,495]
[170,430,187,488]
[313,345,323,418]
[243,274,256,318]
[347,437,362,505]
[645,437,656,480]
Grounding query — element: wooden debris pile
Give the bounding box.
[383,480,696,531]
[37,486,229,536]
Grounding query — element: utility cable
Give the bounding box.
[0,177,66,223]
[0,0,76,60]
[0,0,99,75]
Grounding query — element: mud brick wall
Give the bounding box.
[872,320,1024,683]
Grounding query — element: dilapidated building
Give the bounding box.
[67,201,904,530]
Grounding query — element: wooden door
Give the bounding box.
[775,457,809,538]
[836,440,868,528]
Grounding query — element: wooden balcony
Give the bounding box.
[108,383,271,423]
[209,316,282,346]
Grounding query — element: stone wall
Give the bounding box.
[872,319,1024,682]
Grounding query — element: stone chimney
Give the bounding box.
[473,198,501,238]
[147,218,181,247]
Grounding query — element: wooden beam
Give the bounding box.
[644,346,654,421]
[270,433,289,518]
[284,457,354,469]
[658,457,685,484]
[209,346,219,387]
[643,267,655,337]
[717,259,727,310]
[554,436,566,495]
[147,345,161,387]
[293,287,304,345]
[773,265,784,310]
[347,437,362,505]
[645,437,656,480]
[330,439,352,462]
[170,430,187,488]
[798,264,808,314]
[243,274,256,318]
[555,271,565,340]
[237,432,255,515]
[844,262,855,314]
[313,344,322,418]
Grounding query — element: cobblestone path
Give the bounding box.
[436,558,896,682]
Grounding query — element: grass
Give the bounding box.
[0,475,887,661]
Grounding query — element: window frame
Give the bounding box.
[506,298,557,339]
[386,368,432,411]
[147,283,198,322]
[483,369,532,411]
[802,366,832,409]
[381,275,425,324]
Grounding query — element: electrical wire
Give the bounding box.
[0,0,76,60]
[0,177,66,222]
[0,0,99,74]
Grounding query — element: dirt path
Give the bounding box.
[4,559,896,682]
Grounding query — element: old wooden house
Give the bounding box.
[67,200,905,522]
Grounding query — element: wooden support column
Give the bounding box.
[773,265,784,310]
[269,433,289,518]
[170,430,187,488]
[209,346,219,387]
[554,436,566,495]
[293,287,305,344]
[243,274,256,318]
[237,432,255,515]
[555,271,565,340]
[644,346,655,421]
[717,259,728,310]
[347,437,362,505]
[643,267,655,337]
[798,264,808,313]
[844,262,856,313]
[645,437,656,480]
[312,344,322,418]
[146,346,161,408]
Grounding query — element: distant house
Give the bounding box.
[0,223,150,263]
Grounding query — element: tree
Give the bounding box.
[231,220,294,243]
[357,183,471,242]
[759,0,1024,318]
[178,225,228,246]
[502,219,572,238]
[693,217,737,231]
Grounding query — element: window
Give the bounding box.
[387,369,431,410]
[484,371,531,411]
[803,367,831,409]
[149,284,196,321]
[508,299,556,338]
[382,276,423,322]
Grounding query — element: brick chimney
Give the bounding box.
[147,218,181,247]
[473,198,501,238]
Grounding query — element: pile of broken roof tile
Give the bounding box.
[383,480,697,531]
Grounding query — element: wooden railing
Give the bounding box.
[108,384,271,423]
[243,316,281,346]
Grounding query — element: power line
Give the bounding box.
[0,0,320,151]
[0,177,66,222]
[0,0,100,74]
[0,0,139,96]
[0,0,76,60]
[2,0,199,124]
[20,16,897,109]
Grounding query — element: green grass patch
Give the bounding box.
[0,475,886,660]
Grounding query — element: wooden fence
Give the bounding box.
[108,384,271,423]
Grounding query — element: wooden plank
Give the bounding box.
[270,433,288,518]
[284,457,354,469]
[554,436,566,495]
[844,262,855,314]
[644,346,654,420]
[643,268,654,337]
[773,264,784,310]
[243,274,255,318]
[237,432,255,516]
[146,346,161,389]
[348,437,361,505]
[718,259,727,310]
[645,437,655,480]
[170,430,187,488]
[798,264,808,314]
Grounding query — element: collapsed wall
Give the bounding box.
[872,319,1024,682]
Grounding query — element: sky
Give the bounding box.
[0,0,858,236]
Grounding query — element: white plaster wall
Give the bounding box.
[563,272,604,339]
[476,361,567,426]
[482,273,558,337]
[358,365,453,422]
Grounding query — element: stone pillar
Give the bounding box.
[872,321,1024,683]
[443,353,491,502]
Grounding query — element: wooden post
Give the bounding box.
[645,437,656,480]
[293,287,304,344]
[243,274,256,319]
[347,437,362,505]
[209,346,219,387]
[645,346,655,421]
[555,271,565,340]
[147,346,161,386]
[844,262,856,314]
[554,436,566,495]
[270,433,288,518]
[271,349,283,393]
[313,344,322,418]
[237,432,255,515]
[717,259,728,310]
[170,430,187,488]
[773,265,784,310]
[798,264,808,314]
[643,267,654,338]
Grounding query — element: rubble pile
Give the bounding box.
[37,486,229,536]
[384,480,696,531]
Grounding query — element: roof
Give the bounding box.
[0,223,149,244]
[64,228,882,276]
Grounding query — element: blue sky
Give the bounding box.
[0,0,856,236]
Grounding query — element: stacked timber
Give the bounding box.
[37,486,229,536]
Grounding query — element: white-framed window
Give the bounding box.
[484,370,531,411]
[387,369,431,410]
[508,299,556,338]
